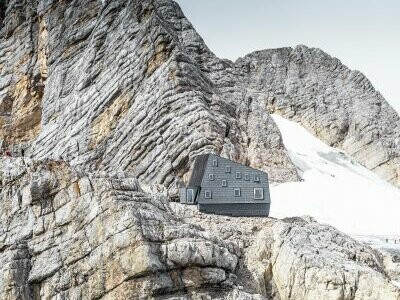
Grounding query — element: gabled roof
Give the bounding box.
[188,154,210,186]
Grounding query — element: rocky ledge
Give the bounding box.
[1,158,399,299]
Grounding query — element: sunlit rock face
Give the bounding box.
[0,158,240,299]
[172,204,400,300]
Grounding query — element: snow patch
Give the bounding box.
[270,114,400,236]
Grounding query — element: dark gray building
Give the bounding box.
[180,154,271,216]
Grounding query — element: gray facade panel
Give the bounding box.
[197,154,271,205]
[180,186,199,205]
[198,203,270,216]
[182,153,271,217]
[188,154,209,187]
[180,188,187,204]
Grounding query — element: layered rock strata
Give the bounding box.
[0,158,240,299]
[1,0,399,190]
[237,47,400,187]
[1,1,400,298]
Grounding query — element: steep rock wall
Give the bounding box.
[0,158,240,299]
[0,0,398,192]
[0,0,298,192]
[0,0,45,145]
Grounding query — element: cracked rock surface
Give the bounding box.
[1,0,400,299]
[238,47,400,187]
[0,0,298,194]
[172,204,400,300]
[0,158,241,299]
[1,0,399,190]
[1,158,399,299]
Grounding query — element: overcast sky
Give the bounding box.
[175,0,400,113]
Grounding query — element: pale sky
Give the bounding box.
[175,0,400,113]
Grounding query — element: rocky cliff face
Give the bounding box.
[0,0,298,194]
[1,0,398,191]
[1,158,241,299]
[237,47,400,187]
[1,0,400,299]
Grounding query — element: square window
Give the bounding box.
[226,166,231,173]
[208,174,215,181]
[205,190,212,199]
[234,188,241,197]
[254,188,264,200]
[254,174,260,182]
[212,159,218,167]
[222,180,227,187]
[235,172,241,179]
[244,174,250,181]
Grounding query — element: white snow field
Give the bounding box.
[270,114,400,237]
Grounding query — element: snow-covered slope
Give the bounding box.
[270,114,400,236]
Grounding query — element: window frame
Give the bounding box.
[204,190,212,199]
[244,173,250,181]
[222,180,227,187]
[187,189,195,203]
[212,159,218,167]
[235,171,241,179]
[225,166,231,173]
[208,174,215,181]
[254,174,260,182]
[234,188,241,197]
[253,188,264,200]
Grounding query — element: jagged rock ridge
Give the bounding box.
[1,0,298,195]
[237,47,400,187]
[0,158,241,299]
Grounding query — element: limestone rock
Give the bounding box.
[0,0,298,192]
[1,158,400,299]
[1,0,399,190]
[173,204,400,300]
[381,249,400,286]
[1,0,400,299]
[237,46,400,187]
[0,158,239,299]
[249,217,400,300]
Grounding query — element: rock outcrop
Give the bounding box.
[172,204,400,300]
[0,0,298,194]
[1,158,399,299]
[0,158,240,299]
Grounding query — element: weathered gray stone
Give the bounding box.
[1,0,400,299]
[172,204,400,300]
[0,158,240,299]
[237,46,400,187]
[1,0,398,191]
[1,0,298,193]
